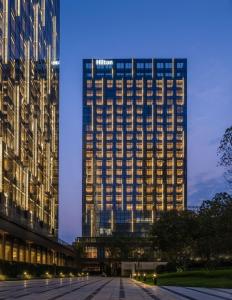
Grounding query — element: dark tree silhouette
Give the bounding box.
[218,126,232,187]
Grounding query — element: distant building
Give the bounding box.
[82,58,187,237]
[0,0,74,268]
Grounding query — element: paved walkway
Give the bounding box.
[0,277,231,299]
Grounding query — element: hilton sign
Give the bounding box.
[96,59,113,66]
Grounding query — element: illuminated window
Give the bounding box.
[106,186,113,193]
[177,169,183,175]
[167,134,173,141]
[106,169,112,176]
[116,98,123,105]
[177,160,183,167]
[146,160,152,167]
[96,91,102,97]
[146,151,153,158]
[86,90,93,97]
[96,169,102,175]
[107,80,113,88]
[136,169,143,176]
[125,168,132,176]
[116,169,122,175]
[106,196,112,202]
[167,143,173,149]
[146,169,152,175]
[106,177,112,185]
[167,170,173,176]
[106,151,112,158]
[126,178,133,184]
[126,151,133,158]
[95,177,102,184]
[136,178,143,184]
[156,143,163,150]
[116,178,122,184]
[167,90,173,96]
[116,196,122,202]
[176,186,183,193]
[126,143,133,149]
[87,80,92,88]
[136,205,143,211]
[127,80,133,88]
[127,204,132,210]
[177,178,183,184]
[127,195,132,201]
[167,80,173,87]
[157,107,163,114]
[147,80,152,87]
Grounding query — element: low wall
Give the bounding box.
[121,261,167,276]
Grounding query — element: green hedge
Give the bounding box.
[0,260,79,279]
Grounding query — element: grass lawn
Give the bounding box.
[136,269,232,288]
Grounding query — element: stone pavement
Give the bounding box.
[0,276,231,299]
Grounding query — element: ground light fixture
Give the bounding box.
[45,272,52,279]
[22,271,31,280]
[153,273,157,285]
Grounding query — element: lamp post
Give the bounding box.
[136,249,141,279]
[153,273,157,285]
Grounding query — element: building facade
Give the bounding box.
[0,0,74,269]
[83,58,187,237]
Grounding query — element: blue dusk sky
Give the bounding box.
[59,0,232,242]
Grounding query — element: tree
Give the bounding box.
[150,210,198,269]
[197,192,232,263]
[218,126,232,187]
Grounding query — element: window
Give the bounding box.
[137,63,144,69]
[116,160,122,167]
[177,62,184,68]
[116,63,124,69]
[85,63,91,69]
[107,80,113,88]
[165,62,172,68]
[145,62,152,69]
[157,63,164,69]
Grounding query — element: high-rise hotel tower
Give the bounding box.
[0,1,74,267]
[83,59,187,237]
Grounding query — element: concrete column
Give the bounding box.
[45,248,48,265]
[35,246,37,264]
[17,240,20,262]
[10,238,13,261]
[2,233,6,260]
[27,243,31,263]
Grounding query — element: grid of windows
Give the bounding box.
[83,58,187,237]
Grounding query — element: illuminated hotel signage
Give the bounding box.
[51,60,60,66]
[96,59,113,66]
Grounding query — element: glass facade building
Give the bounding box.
[82,58,187,237]
[0,0,72,267]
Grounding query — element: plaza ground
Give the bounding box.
[0,276,232,299]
